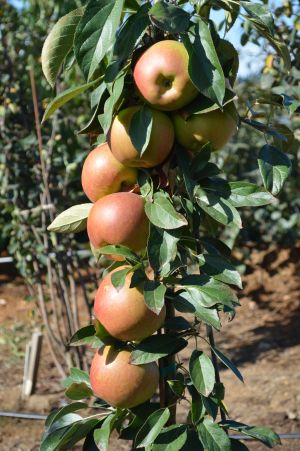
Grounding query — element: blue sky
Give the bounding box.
[10,0,283,78]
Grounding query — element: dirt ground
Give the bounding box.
[0,244,299,451]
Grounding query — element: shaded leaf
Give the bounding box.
[198,253,242,288]
[94,413,116,451]
[149,1,190,33]
[70,325,104,349]
[220,420,281,448]
[148,226,179,277]
[131,334,188,364]
[152,424,188,450]
[173,292,221,330]
[129,106,153,157]
[211,347,243,383]
[144,279,166,314]
[258,145,292,196]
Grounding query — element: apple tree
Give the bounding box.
[40,0,294,449]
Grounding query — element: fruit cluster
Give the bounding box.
[83,40,237,409]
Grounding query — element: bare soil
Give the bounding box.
[0,244,300,451]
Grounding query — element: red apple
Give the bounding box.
[87,192,149,253]
[133,40,198,111]
[94,266,166,342]
[173,104,238,151]
[90,346,159,408]
[81,142,137,202]
[109,106,174,168]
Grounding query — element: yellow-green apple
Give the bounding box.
[94,266,165,341]
[109,106,174,168]
[90,346,159,408]
[81,142,137,202]
[173,104,238,151]
[87,192,149,254]
[133,40,198,111]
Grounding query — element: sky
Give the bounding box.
[9,0,284,79]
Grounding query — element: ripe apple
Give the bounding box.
[87,192,149,253]
[81,142,137,202]
[94,266,166,342]
[109,106,174,168]
[90,345,159,408]
[172,104,238,152]
[133,40,198,111]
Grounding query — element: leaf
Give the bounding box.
[135,408,170,448]
[173,292,221,330]
[211,347,243,383]
[148,226,179,277]
[94,413,116,451]
[230,439,250,451]
[47,203,92,234]
[149,1,190,33]
[189,350,215,397]
[184,21,225,106]
[189,386,205,424]
[189,143,211,178]
[228,181,276,207]
[195,187,242,228]
[74,0,124,80]
[41,413,83,451]
[94,319,116,345]
[106,3,151,81]
[42,79,101,122]
[111,267,131,290]
[220,420,281,448]
[98,245,140,263]
[198,254,242,289]
[41,7,84,87]
[167,379,185,398]
[129,106,153,156]
[65,383,93,401]
[70,325,104,348]
[145,192,188,230]
[52,418,100,451]
[131,334,188,364]
[143,280,166,314]
[164,316,191,331]
[198,418,231,451]
[152,424,188,450]
[258,145,292,196]
[63,367,91,388]
[240,1,274,36]
[98,73,125,134]
[45,402,87,428]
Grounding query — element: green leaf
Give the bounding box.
[63,367,91,387]
[230,439,249,451]
[164,316,191,331]
[143,280,166,314]
[258,145,292,196]
[41,413,83,451]
[52,418,100,451]
[184,21,225,106]
[106,3,151,81]
[148,226,179,277]
[65,383,93,401]
[145,192,188,230]
[240,1,274,36]
[220,420,281,448]
[211,347,243,383]
[198,254,242,289]
[98,73,125,134]
[98,245,140,263]
[152,424,188,450]
[149,1,190,33]
[74,0,124,80]
[174,292,221,330]
[228,181,276,207]
[167,379,185,398]
[47,203,92,234]
[189,143,211,178]
[41,7,84,87]
[189,350,215,397]
[45,402,87,429]
[198,418,231,451]
[42,79,101,122]
[111,267,131,290]
[189,386,205,424]
[129,106,153,157]
[195,187,242,228]
[94,413,116,451]
[94,319,116,345]
[131,334,188,364]
[70,325,104,349]
[135,408,170,448]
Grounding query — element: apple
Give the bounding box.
[109,106,174,168]
[87,192,149,253]
[133,40,198,111]
[81,142,137,202]
[94,266,166,342]
[172,104,238,152]
[90,345,159,408]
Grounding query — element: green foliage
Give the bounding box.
[4,0,297,449]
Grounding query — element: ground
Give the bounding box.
[0,244,299,450]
